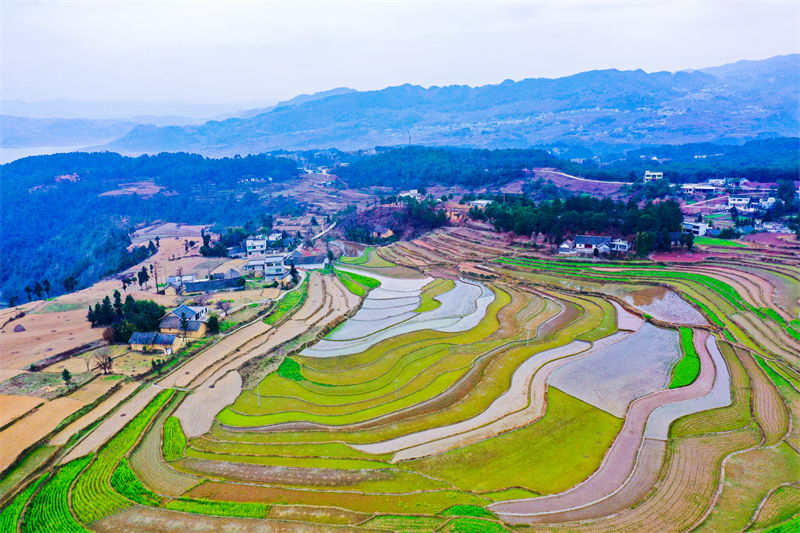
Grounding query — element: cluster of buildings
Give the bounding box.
[163,270,242,295]
[129,304,210,354]
[243,235,329,280]
[559,235,631,255]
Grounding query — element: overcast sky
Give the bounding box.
[3,1,799,108]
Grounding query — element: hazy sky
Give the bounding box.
[3,1,799,106]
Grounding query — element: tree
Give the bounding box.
[155,236,160,248]
[184,240,189,253]
[137,266,150,290]
[207,314,220,334]
[33,281,44,300]
[686,232,695,252]
[63,276,78,293]
[42,279,51,298]
[216,300,232,317]
[24,286,32,302]
[148,240,157,255]
[61,368,72,389]
[310,216,318,226]
[202,233,211,247]
[113,290,123,315]
[9,296,19,307]
[93,349,114,374]
[179,312,190,339]
[289,263,299,283]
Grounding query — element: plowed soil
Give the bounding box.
[0,394,44,427]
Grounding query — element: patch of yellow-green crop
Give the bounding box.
[416,278,456,312]
[405,388,622,494]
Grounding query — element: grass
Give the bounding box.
[440,505,495,518]
[165,497,269,518]
[406,388,623,495]
[72,389,173,524]
[335,269,381,297]
[339,246,373,265]
[415,278,455,312]
[110,458,161,506]
[669,327,701,388]
[693,236,748,248]
[442,517,506,533]
[762,513,800,533]
[0,473,47,533]
[21,456,91,533]
[162,416,187,462]
[0,446,58,499]
[264,279,307,325]
[276,357,304,382]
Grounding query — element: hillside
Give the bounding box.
[106,55,800,154]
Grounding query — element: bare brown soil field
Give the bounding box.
[745,232,800,249]
[0,309,102,370]
[531,170,627,197]
[0,394,44,427]
[92,505,366,533]
[64,374,124,403]
[650,251,714,262]
[0,396,85,473]
[175,371,243,438]
[130,396,201,497]
[750,484,800,530]
[268,505,370,526]
[0,369,27,382]
[177,458,391,486]
[158,320,272,389]
[738,349,789,446]
[61,385,162,463]
[50,382,140,445]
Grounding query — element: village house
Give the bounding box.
[681,183,718,195]
[285,249,329,270]
[129,332,179,354]
[610,239,630,252]
[573,235,612,253]
[243,254,287,279]
[245,236,268,257]
[683,221,710,236]
[158,304,209,338]
[728,196,751,209]
[643,171,663,183]
[468,199,493,208]
[183,275,242,293]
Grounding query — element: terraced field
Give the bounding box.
[2,226,798,533]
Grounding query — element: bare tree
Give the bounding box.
[216,300,232,317]
[93,347,114,375]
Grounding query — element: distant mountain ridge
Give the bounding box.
[105,54,799,155]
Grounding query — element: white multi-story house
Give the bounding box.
[245,236,268,257]
[243,255,287,279]
[644,171,663,183]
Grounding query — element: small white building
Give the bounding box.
[759,197,777,209]
[681,184,718,195]
[558,240,574,254]
[728,196,751,209]
[644,171,663,183]
[610,239,630,252]
[683,221,710,236]
[468,199,493,208]
[398,189,423,201]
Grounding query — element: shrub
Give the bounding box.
[277,357,304,382]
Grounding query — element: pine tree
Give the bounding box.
[42,279,51,297]
[33,281,44,300]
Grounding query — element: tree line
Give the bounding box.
[87,290,166,343]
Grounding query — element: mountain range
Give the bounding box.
[3,55,798,155]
